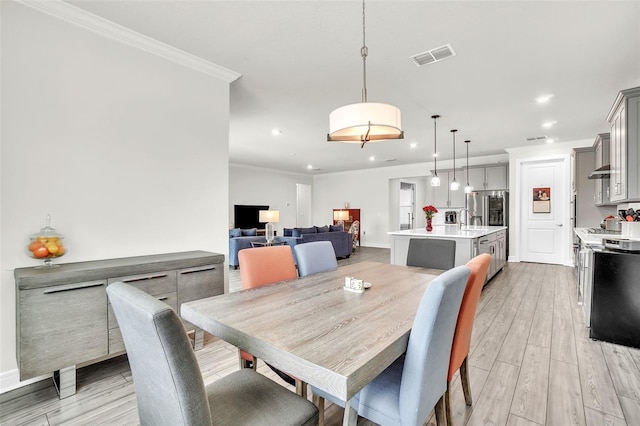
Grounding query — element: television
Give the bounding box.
[234,204,269,230]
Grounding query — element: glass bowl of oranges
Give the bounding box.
[27,215,67,268]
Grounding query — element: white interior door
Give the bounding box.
[399,182,415,230]
[519,158,568,264]
[296,183,312,227]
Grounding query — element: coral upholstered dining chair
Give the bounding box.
[445,253,491,425]
[106,282,318,426]
[237,245,308,395]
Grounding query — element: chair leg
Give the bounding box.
[434,394,447,426]
[237,349,257,370]
[445,381,453,426]
[295,379,308,398]
[312,394,325,426]
[460,356,472,406]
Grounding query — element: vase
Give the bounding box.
[426,217,433,232]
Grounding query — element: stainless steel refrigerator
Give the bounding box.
[467,190,509,254]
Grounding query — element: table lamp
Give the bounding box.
[259,210,280,243]
[333,210,349,227]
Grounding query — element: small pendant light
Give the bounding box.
[430,115,441,186]
[464,139,473,193]
[450,129,459,191]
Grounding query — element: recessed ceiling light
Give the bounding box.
[542,121,557,128]
[271,129,282,136]
[369,156,376,161]
[536,94,554,104]
[410,142,418,148]
[546,138,555,144]
[307,164,313,170]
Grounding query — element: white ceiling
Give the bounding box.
[66,0,640,174]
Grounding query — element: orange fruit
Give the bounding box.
[33,246,49,258]
[28,241,42,252]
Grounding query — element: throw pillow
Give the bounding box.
[283,228,293,237]
[292,229,302,238]
[316,225,329,233]
[229,228,241,238]
[294,227,317,236]
[241,228,257,236]
[329,224,344,232]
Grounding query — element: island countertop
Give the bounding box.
[388,225,507,239]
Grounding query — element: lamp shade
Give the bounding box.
[328,102,403,142]
[333,210,350,221]
[259,210,280,223]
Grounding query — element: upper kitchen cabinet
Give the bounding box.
[607,86,640,203]
[430,170,466,209]
[467,164,508,191]
[593,133,614,206]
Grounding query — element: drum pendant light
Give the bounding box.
[464,140,473,193]
[431,115,441,187]
[327,0,403,147]
[450,129,459,190]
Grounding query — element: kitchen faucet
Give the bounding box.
[457,208,468,229]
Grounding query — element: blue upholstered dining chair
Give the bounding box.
[107,282,318,426]
[311,265,470,426]
[294,241,338,277]
[406,238,457,270]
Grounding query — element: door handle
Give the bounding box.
[556,224,563,227]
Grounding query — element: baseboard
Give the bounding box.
[359,243,390,249]
[0,368,50,394]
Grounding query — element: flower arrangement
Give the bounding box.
[422,205,438,219]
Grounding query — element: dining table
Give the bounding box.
[181,261,442,426]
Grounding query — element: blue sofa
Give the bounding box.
[229,226,351,269]
[229,228,266,269]
[278,225,352,260]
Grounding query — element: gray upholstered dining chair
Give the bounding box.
[406,238,457,269]
[311,265,470,426]
[107,282,318,426]
[294,241,338,277]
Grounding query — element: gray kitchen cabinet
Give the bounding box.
[431,169,466,209]
[607,86,640,202]
[15,251,224,398]
[466,164,508,191]
[593,133,613,206]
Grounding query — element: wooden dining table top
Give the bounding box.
[181,261,442,403]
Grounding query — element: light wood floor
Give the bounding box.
[2,247,640,426]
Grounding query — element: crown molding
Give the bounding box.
[17,0,241,83]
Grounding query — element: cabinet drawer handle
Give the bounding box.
[122,274,168,283]
[479,239,489,244]
[44,281,104,294]
[157,296,169,301]
[180,267,216,275]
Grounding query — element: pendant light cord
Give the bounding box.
[432,115,439,175]
[451,129,457,181]
[361,0,368,103]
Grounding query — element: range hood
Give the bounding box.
[588,164,610,179]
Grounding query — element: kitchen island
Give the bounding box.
[388,225,508,282]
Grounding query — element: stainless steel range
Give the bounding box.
[602,237,640,251]
[586,228,621,235]
[589,237,640,349]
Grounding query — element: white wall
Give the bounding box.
[0,2,231,390]
[229,164,312,235]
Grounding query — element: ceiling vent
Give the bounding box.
[524,135,548,142]
[384,158,397,162]
[410,44,456,67]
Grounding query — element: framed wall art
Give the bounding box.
[533,187,551,213]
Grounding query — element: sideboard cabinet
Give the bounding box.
[15,251,224,398]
